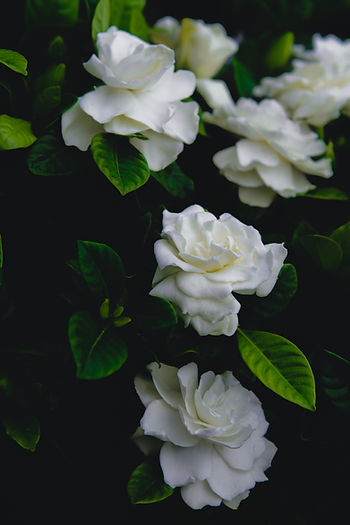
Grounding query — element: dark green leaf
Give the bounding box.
[237,328,316,410]
[128,459,173,504]
[265,32,294,69]
[91,134,150,195]
[320,350,350,411]
[4,413,40,452]
[299,234,343,271]
[151,163,194,198]
[253,263,298,317]
[0,49,28,76]
[232,57,255,97]
[92,0,148,43]
[0,115,36,150]
[330,222,350,266]
[68,311,128,379]
[77,240,125,305]
[47,35,66,61]
[301,187,348,201]
[133,296,178,331]
[33,85,62,121]
[25,0,80,27]
[27,133,76,176]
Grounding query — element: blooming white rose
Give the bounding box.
[253,33,350,127]
[197,80,333,207]
[151,17,238,79]
[149,205,287,336]
[61,26,199,171]
[133,361,277,510]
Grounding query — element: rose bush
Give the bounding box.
[151,17,238,79]
[254,33,350,127]
[61,26,199,171]
[197,80,333,207]
[149,205,287,336]
[133,361,277,510]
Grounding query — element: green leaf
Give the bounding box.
[232,57,255,97]
[27,133,76,176]
[33,85,62,121]
[151,162,194,198]
[68,311,128,379]
[330,222,350,266]
[237,328,316,411]
[301,187,348,201]
[265,32,294,69]
[253,263,298,317]
[4,413,40,452]
[77,240,125,305]
[47,35,66,61]
[133,296,178,331]
[25,0,80,27]
[299,234,343,271]
[0,49,28,76]
[0,115,36,150]
[91,134,150,195]
[128,459,173,504]
[92,0,148,43]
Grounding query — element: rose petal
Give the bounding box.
[160,441,213,487]
[177,362,199,418]
[79,86,135,124]
[130,130,184,171]
[162,101,199,144]
[147,362,183,409]
[61,101,103,151]
[196,78,235,109]
[256,242,288,296]
[134,374,160,407]
[181,480,222,509]
[238,186,277,208]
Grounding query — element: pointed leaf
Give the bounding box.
[232,58,255,97]
[77,240,125,305]
[299,234,343,271]
[151,162,194,198]
[92,0,147,43]
[25,0,80,27]
[91,134,150,195]
[265,32,294,69]
[68,311,127,379]
[0,49,28,76]
[133,296,178,331]
[330,222,350,266]
[0,115,36,150]
[301,187,348,201]
[27,133,77,176]
[4,413,40,452]
[237,328,316,410]
[253,263,297,317]
[128,459,173,504]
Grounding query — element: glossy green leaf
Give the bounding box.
[133,296,178,331]
[68,311,128,379]
[25,0,80,27]
[299,234,343,271]
[253,263,298,317]
[92,0,148,43]
[265,32,294,69]
[237,328,316,410]
[151,162,194,198]
[320,350,350,411]
[232,57,255,97]
[0,49,28,76]
[4,413,40,452]
[91,134,150,195]
[77,240,125,305]
[301,187,348,201]
[330,222,350,266]
[128,459,173,504]
[0,115,36,150]
[27,133,76,176]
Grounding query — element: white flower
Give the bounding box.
[253,33,350,127]
[151,17,238,79]
[133,361,277,510]
[150,205,287,336]
[197,80,332,207]
[61,26,199,171]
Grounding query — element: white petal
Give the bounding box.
[238,186,277,208]
[151,16,181,48]
[130,130,184,171]
[190,311,239,336]
[61,101,103,151]
[177,362,198,418]
[134,374,160,407]
[236,139,280,168]
[140,399,199,446]
[151,67,196,102]
[256,242,288,296]
[196,78,235,109]
[160,441,213,487]
[125,92,175,132]
[223,490,250,510]
[175,272,233,300]
[162,101,199,144]
[147,362,183,409]
[79,86,135,124]
[131,426,162,455]
[181,480,222,509]
[103,115,148,135]
[152,239,201,273]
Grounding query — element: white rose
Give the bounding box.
[149,205,287,336]
[133,361,277,510]
[253,33,350,127]
[151,17,238,79]
[61,26,199,171]
[197,80,333,207]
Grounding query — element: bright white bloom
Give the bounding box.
[198,80,332,207]
[151,17,238,79]
[61,26,199,171]
[133,362,277,510]
[150,205,287,336]
[254,33,350,127]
